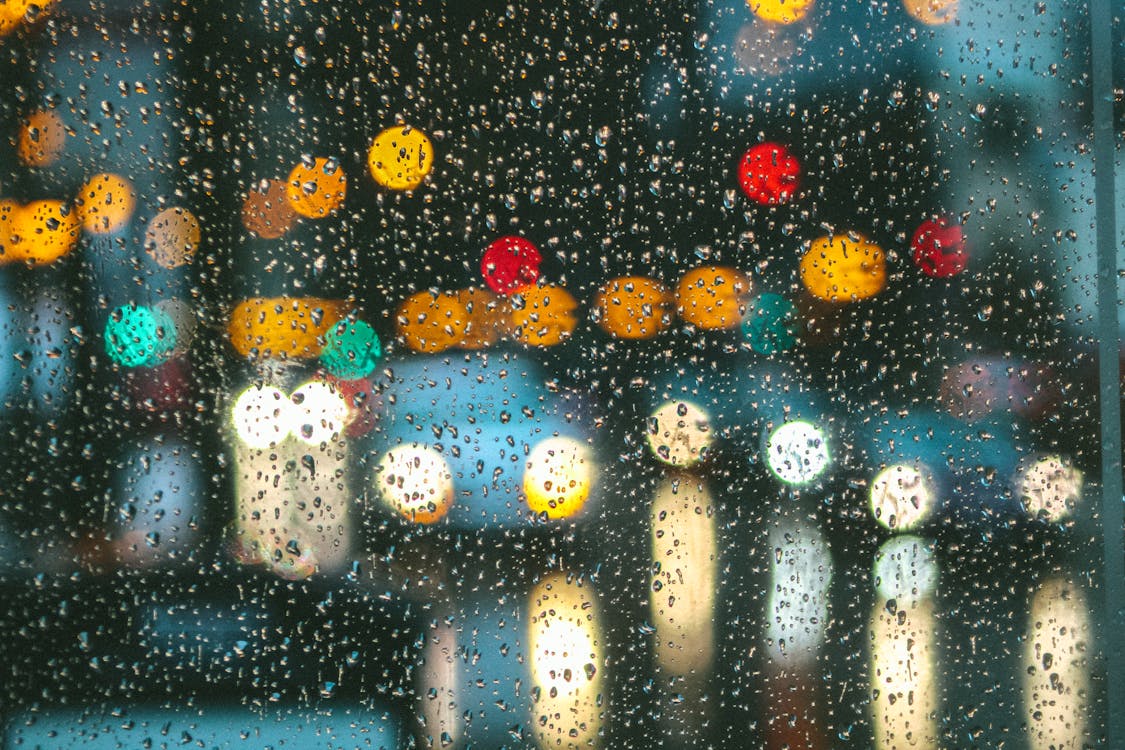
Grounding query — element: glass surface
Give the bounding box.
[0,0,1121,748]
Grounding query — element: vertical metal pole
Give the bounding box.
[1090,0,1124,743]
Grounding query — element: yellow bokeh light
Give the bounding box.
[593,275,673,340]
[16,109,66,167]
[286,157,347,218]
[396,288,503,353]
[144,207,200,269]
[646,400,713,467]
[1,199,80,266]
[507,283,579,347]
[749,0,814,24]
[231,384,293,449]
[1015,455,1083,522]
[374,444,454,524]
[368,125,434,191]
[76,172,136,235]
[799,232,886,302]
[903,0,957,25]
[227,296,347,360]
[869,463,933,531]
[675,265,752,330]
[0,0,55,36]
[524,436,593,520]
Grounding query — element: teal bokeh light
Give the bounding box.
[319,318,382,380]
[742,292,797,355]
[104,304,177,368]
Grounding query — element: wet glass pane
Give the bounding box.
[0,0,1121,748]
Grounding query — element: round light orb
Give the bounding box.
[286,156,347,218]
[242,178,297,239]
[231,384,292,449]
[16,109,66,167]
[738,142,800,204]
[368,125,434,191]
[742,292,798,354]
[870,463,934,531]
[903,0,957,25]
[524,436,594,520]
[319,318,382,380]
[764,420,830,485]
[646,400,713,467]
[873,535,938,601]
[289,380,350,445]
[76,172,135,234]
[374,444,455,524]
[104,304,177,368]
[748,0,814,24]
[481,235,542,295]
[144,207,200,268]
[799,232,886,303]
[1015,455,1083,522]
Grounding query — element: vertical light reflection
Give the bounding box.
[417,612,462,749]
[1023,576,1090,750]
[528,572,605,750]
[870,536,939,750]
[763,517,832,750]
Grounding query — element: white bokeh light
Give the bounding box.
[1015,455,1083,522]
[289,381,350,446]
[646,400,713,467]
[374,444,455,523]
[873,535,938,602]
[764,420,830,485]
[870,464,934,531]
[231,384,292,449]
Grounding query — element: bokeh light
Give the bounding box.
[870,596,937,750]
[368,125,434,191]
[869,463,934,531]
[76,172,136,234]
[911,217,967,278]
[1015,455,1083,522]
[0,0,55,37]
[289,380,350,446]
[748,0,814,24]
[480,235,541,295]
[903,0,957,25]
[738,142,800,205]
[764,420,829,485]
[523,436,594,520]
[593,276,673,339]
[231,384,292,449]
[286,156,347,218]
[742,292,798,354]
[144,207,200,269]
[373,444,455,524]
[397,288,503,353]
[675,265,752,330]
[319,318,381,380]
[800,232,886,302]
[2,199,80,266]
[507,283,579,347]
[873,535,938,601]
[15,109,66,167]
[647,400,714,466]
[104,304,177,369]
[241,179,297,239]
[1023,577,1090,750]
[767,520,832,664]
[227,296,346,360]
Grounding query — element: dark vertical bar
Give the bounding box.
[1091,0,1124,742]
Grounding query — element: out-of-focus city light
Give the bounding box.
[76,172,136,234]
[742,292,798,354]
[374,444,455,524]
[231,384,293,449]
[593,276,673,339]
[241,178,297,239]
[1015,455,1083,522]
[481,235,542,295]
[870,463,934,531]
[748,0,814,25]
[507,283,579,347]
[675,265,752,330]
[650,476,717,678]
[104,304,177,369]
[285,156,346,218]
[903,0,957,25]
[0,0,55,37]
[144,207,200,269]
[1,199,80,266]
[873,535,938,602]
[647,400,714,466]
[800,233,887,302]
[911,216,967,278]
[319,318,382,380]
[1023,577,1090,750]
[523,436,594,520]
[368,125,434,191]
[16,109,66,167]
[397,288,504,353]
[227,296,346,360]
[738,142,800,204]
[289,380,349,445]
[528,572,604,750]
[766,520,831,665]
[870,597,937,750]
[764,420,829,485]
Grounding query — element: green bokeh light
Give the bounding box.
[104,304,177,368]
[319,318,382,380]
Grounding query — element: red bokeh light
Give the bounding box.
[737,142,800,205]
[911,217,968,278]
[481,236,542,295]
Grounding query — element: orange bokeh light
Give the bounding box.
[0,198,81,266]
[507,284,579,347]
[76,172,136,235]
[286,157,347,219]
[675,265,753,330]
[227,296,347,360]
[242,179,297,239]
[593,276,673,339]
[16,109,66,167]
